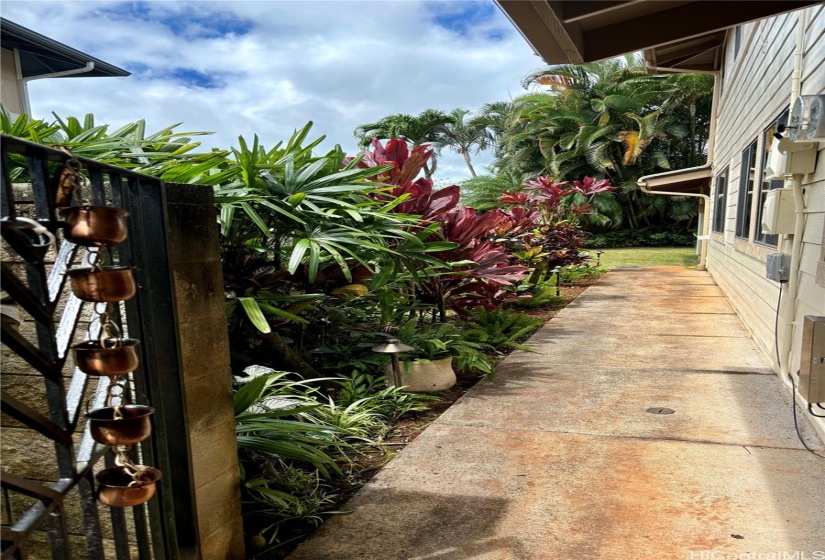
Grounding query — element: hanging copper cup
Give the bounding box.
[96,465,163,507]
[61,206,129,247]
[72,319,140,376]
[68,265,136,302]
[86,405,154,446]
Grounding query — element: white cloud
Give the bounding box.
[2,0,542,185]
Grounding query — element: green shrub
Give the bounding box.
[584,224,695,248]
[459,309,544,351]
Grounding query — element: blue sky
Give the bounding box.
[1,1,542,184]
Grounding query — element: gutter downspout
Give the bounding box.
[637,70,721,271]
[779,9,807,381]
[19,61,95,115]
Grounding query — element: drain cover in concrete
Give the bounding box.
[646,407,675,415]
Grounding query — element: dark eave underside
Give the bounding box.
[0,18,129,79]
[496,0,822,70]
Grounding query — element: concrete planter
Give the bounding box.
[386,357,456,392]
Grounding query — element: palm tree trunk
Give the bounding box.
[462,151,477,178]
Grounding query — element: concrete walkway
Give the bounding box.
[290,267,825,560]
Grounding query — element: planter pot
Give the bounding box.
[386,357,456,392]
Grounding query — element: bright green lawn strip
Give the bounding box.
[594,247,699,268]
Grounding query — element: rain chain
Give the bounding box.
[59,149,162,508]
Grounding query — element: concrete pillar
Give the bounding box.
[164,183,245,560]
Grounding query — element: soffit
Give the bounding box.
[639,167,712,195]
[0,18,129,79]
[496,1,821,70]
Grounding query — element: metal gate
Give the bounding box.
[1,135,198,559]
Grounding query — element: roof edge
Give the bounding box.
[0,18,130,78]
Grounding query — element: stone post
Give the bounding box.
[164,183,245,559]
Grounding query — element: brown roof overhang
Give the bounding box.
[637,166,712,195]
[496,1,821,70]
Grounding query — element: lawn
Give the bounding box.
[592,247,700,268]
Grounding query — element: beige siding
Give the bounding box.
[707,6,825,383]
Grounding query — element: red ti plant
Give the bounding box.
[497,175,613,281]
[348,139,460,220]
[503,175,614,227]
[426,207,528,316]
[351,139,529,316]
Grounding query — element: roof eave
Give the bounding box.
[0,18,130,78]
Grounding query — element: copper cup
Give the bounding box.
[68,266,136,302]
[61,206,129,247]
[96,465,162,507]
[86,405,154,446]
[72,338,139,376]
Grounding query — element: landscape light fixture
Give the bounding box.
[550,267,561,296]
[371,338,415,387]
[595,250,604,266]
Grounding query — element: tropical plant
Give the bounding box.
[489,55,712,230]
[395,318,493,376]
[459,169,525,211]
[233,367,344,475]
[353,109,454,178]
[458,309,544,352]
[435,108,493,177]
[0,108,213,180]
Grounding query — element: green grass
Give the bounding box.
[594,247,700,268]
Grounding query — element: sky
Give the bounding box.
[1,0,543,185]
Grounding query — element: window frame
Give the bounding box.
[735,141,758,240]
[712,168,729,234]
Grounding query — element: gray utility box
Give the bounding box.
[765,253,791,282]
[799,316,825,403]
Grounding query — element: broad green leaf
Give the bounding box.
[239,297,271,333]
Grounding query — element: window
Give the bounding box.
[735,142,758,239]
[754,110,789,246]
[733,26,742,59]
[712,168,729,234]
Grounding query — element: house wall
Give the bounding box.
[1,47,24,114]
[707,6,825,415]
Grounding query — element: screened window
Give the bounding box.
[712,168,729,234]
[735,142,758,239]
[754,110,789,246]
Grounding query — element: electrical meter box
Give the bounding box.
[764,137,816,180]
[799,316,825,403]
[765,252,791,282]
[761,188,795,234]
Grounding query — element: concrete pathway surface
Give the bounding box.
[290,267,825,560]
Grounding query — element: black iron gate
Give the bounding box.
[1,135,198,559]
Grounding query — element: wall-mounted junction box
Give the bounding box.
[765,253,791,282]
[764,136,816,180]
[799,316,825,403]
[761,188,795,234]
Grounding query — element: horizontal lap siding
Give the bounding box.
[707,6,825,371]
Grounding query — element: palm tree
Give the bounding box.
[490,56,711,229]
[459,169,525,210]
[353,109,454,179]
[436,108,493,178]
